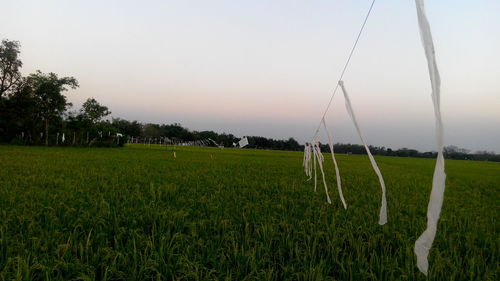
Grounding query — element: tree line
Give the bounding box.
[0,39,124,146]
[0,39,299,148]
[1,39,498,161]
[313,143,500,162]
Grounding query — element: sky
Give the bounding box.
[2,0,499,152]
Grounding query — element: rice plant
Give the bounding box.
[0,144,498,280]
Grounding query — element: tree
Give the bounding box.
[444,145,471,160]
[143,123,161,137]
[444,145,470,155]
[0,39,23,98]
[25,71,79,145]
[80,98,111,124]
[0,83,41,142]
[112,118,142,136]
[285,137,300,150]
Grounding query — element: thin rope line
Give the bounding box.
[312,0,377,139]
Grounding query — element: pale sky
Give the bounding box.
[2,0,499,152]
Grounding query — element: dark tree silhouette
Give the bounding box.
[0,39,23,98]
[24,71,78,145]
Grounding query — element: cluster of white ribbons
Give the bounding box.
[302,143,313,180]
[302,0,446,275]
[304,81,387,224]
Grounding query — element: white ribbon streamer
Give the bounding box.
[303,143,310,178]
[308,144,313,179]
[313,144,318,192]
[414,0,446,275]
[306,144,312,179]
[322,117,347,209]
[313,141,332,204]
[338,80,388,225]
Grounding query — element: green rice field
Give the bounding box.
[0,144,498,280]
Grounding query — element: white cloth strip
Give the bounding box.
[308,144,313,179]
[303,147,307,170]
[414,0,446,275]
[338,80,388,225]
[313,141,332,204]
[322,117,347,209]
[303,143,312,179]
[303,144,307,169]
[307,146,311,176]
[313,144,318,192]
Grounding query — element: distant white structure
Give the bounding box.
[238,137,249,148]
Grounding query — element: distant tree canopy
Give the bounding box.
[0,67,79,145]
[80,98,111,124]
[111,118,142,137]
[0,38,498,161]
[26,71,79,145]
[0,39,117,146]
[245,136,300,151]
[0,39,23,97]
